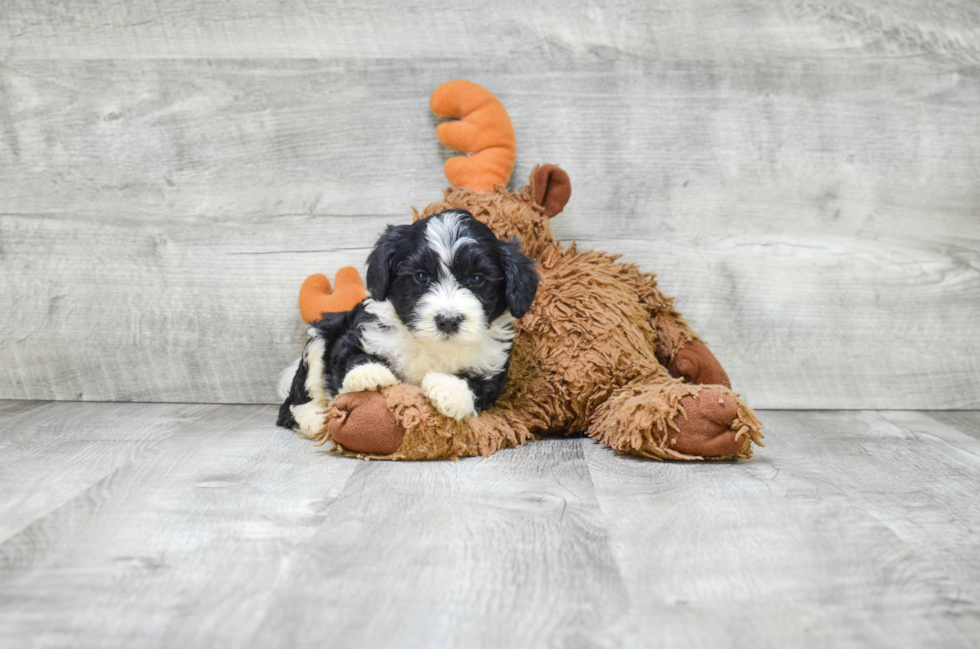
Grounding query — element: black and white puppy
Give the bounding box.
[278,209,539,436]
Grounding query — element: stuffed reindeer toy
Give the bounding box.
[279,80,763,461]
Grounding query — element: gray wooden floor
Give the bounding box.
[0,402,978,647]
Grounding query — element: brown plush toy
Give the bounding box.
[296,80,763,461]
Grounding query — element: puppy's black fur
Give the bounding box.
[366,215,537,324]
[278,210,538,430]
[276,303,386,428]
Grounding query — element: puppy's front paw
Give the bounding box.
[341,362,398,394]
[421,372,476,420]
[289,400,328,439]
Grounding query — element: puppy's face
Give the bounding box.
[366,210,539,343]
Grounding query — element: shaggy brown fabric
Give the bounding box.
[316,167,763,461]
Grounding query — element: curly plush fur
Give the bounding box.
[314,166,763,461]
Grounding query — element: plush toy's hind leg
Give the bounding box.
[622,268,732,388]
[588,378,762,460]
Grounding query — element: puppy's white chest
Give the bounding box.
[390,341,486,385]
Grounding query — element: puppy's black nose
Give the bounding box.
[435,314,464,335]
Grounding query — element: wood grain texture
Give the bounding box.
[582,409,980,647]
[3,0,979,62]
[0,401,46,420]
[0,402,357,648]
[2,403,980,647]
[1,4,979,408]
[927,411,980,440]
[252,439,630,648]
[0,401,208,542]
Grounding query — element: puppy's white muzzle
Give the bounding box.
[414,278,485,343]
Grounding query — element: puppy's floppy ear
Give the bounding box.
[499,237,539,318]
[366,224,409,301]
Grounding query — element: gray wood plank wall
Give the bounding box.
[2,1,978,408]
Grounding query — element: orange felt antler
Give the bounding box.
[430,80,516,194]
[296,80,512,324]
[298,267,367,324]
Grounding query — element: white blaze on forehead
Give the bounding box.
[425,211,475,275]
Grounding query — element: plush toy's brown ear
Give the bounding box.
[530,164,571,217]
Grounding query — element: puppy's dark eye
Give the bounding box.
[415,271,431,284]
[469,274,485,286]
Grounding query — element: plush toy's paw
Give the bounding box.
[421,372,476,420]
[328,391,405,455]
[341,363,399,394]
[590,381,762,461]
[668,341,732,389]
[669,388,749,457]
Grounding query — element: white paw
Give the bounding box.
[289,400,327,439]
[341,362,398,394]
[421,372,477,420]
